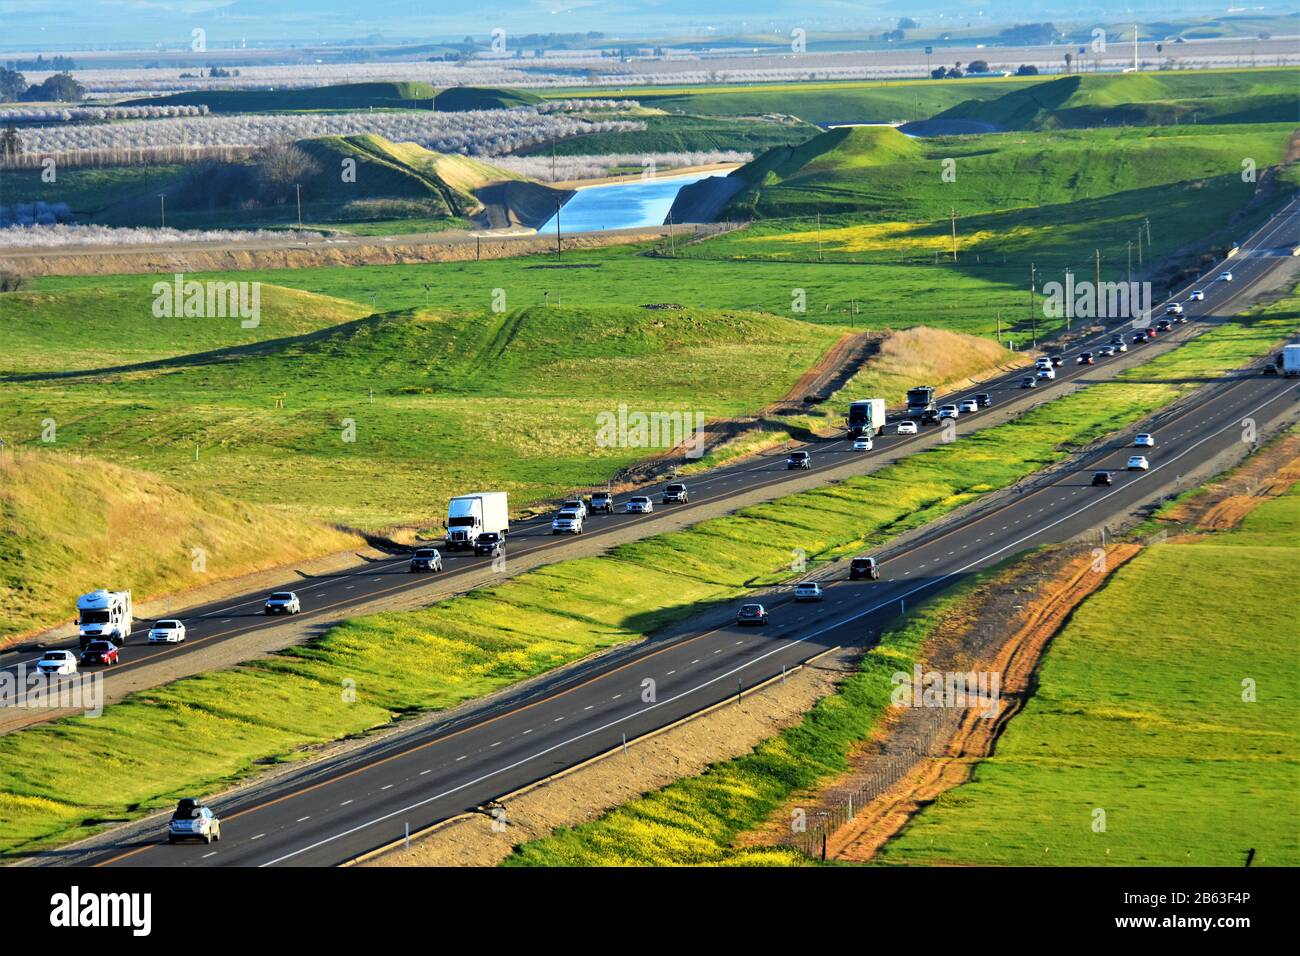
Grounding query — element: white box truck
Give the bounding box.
[445,492,510,549]
[847,398,887,438]
[76,589,133,647]
[1282,344,1300,377]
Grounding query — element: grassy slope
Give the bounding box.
[501,293,1300,866]
[877,484,1300,866]
[0,302,842,529]
[0,450,363,642]
[560,76,1046,125]
[0,283,372,375]
[123,82,439,112]
[718,123,1292,220]
[934,70,1300,130]
[432,87,541,111]
[1,289,1291,858]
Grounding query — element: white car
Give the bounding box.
[1188,290,1205,301]
[626,496,654,514]
[1219,271,1233,282]
[896,421,918,436]
[1165,302,1184,315]
[264,591,301,615]
[793,582,824,602]
[551,509,584,534]
[852,436,873,451]
[959,399,979,413]
[36,650,78,676]
[148,619,187,644]
[561,498,588,518]
[938,404,959,420]
[1036,367,1056,380]
[168,799,221,845]
[1127,455,1150,471]
[1133,434,1155,448]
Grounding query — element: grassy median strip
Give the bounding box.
[876,483,1300,867]
[0,292,1293,857]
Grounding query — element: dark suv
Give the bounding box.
[474,532,504,557]
[589,491,614,513]
[662,483,689,503]
[976,393,992,407]
[849,556,881,580]
[1091,471,1114,486]
[786,451,811,470]
[409,547,443,573]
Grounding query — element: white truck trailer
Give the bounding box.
[76,589,133,647]
[847,398,887,438]
[1282,344,1300,377]
[445,492,510,549]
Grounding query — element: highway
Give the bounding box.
[6,197,1297,713]
[48,199,1294,868]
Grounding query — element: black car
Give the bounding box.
[736,603,769,626]
[1156,319,1172,332]
[1091,471,1114,486]
[474,532,504,557]
[1263,362,1279,375]
[920,408,941,424]
[975,393,992,407]
[408,547,443,572]
[787,451,811,470]
[849,556,881,581]
[662,483,689,503]
[1050,356,1064,368]
[1077,352,1093,365]
[589,491,614,513]
[1020,376,1037,389]
[1132,332,1147,345]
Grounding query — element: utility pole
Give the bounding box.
[1094,248,1101,301]
[950,207,958,262]
[295,183,302,227]
[996,310,1002,344]
[1136,225,1143,268]
[555,202,561,258]
[1144,217,1151,253]
[159,194,165,228]
[667,210,675,256]
[1126,240,1133,284]
[1064,267,1073,330]
[1029,262,1037,347]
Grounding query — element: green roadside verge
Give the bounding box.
[876,475,1300,866]
[2,291,1295,858]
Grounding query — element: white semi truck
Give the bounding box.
[445,492,510,549]
[847,398,887,438]
[76,589,133,647]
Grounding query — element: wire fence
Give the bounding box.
[783,704,964,859]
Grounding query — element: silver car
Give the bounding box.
[168,799,221,845]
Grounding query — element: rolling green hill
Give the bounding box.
[686,122,1293,221]
[125,81,438,112]
[930,70,1300,130]
[0,298,841,530]
[433,86,541,111]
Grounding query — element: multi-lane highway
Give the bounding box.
[41,197,1293,868]
[7,197,1297,716]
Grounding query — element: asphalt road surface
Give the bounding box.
[6,197,1298,711]
[58,199,1298,868]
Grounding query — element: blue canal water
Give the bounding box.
[537,171,729,234]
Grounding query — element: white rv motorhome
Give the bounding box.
[76,589,133,647]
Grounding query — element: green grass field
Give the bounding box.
[877,481,1300,867]
[1,289,1291,858]
[710,123,1293,221]
[123,81,440,113]
[0,299,842,529]
[932,70,1300,130]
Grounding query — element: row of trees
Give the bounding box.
[0,69,85,104]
